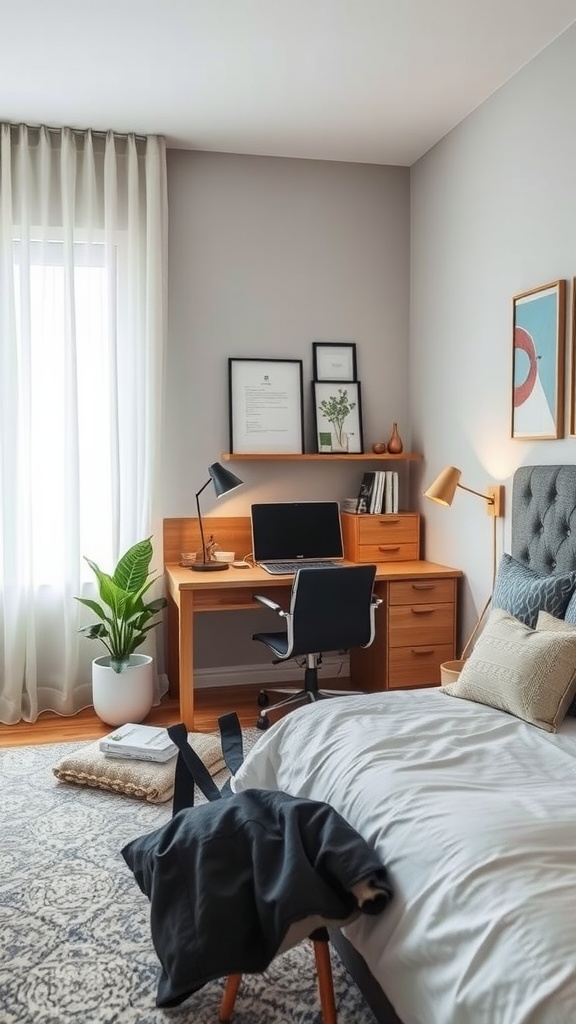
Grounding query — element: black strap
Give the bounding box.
[218,712,244,775]
[167,723,222,816]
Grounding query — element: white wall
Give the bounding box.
[163,151,410,667]
[410,24,576,648]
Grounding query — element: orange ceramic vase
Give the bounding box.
[386,422,403,454]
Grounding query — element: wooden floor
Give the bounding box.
[0,682,349,746]
[0,685,270,747]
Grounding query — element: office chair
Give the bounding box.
[253,564,381,729]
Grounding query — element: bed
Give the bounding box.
[232,465,576,1024]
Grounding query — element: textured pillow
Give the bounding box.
[53,731,225,803]
[534,610,576,718]
[492,553,576,628]
[440,607,576,732]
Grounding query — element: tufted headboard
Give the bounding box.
[511,465,576,575]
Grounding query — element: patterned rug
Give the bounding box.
[0,735,377,1024]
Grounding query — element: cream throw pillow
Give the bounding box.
[440,607,576,732]
[53,731,225,803]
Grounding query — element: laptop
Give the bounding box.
[251,500,344,575]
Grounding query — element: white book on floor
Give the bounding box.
[99,723,178,763]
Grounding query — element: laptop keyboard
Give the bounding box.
[261,561,340,575]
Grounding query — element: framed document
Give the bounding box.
[228,358,305,454]
[312,380,364,453]
[312,342,357,381]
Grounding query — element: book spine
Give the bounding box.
[356,471,375,514]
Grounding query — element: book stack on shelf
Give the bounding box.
[341,497,360,513]
[355,471,399,514]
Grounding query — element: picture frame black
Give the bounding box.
[312,341,357,382]
[312,380,364,454]
[228,358,305,454]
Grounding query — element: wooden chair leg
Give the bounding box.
[312,937,338,1024]
[219,973,242,1022]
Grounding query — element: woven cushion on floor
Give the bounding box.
[52,731,224,803]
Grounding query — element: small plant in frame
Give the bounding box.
[319,387,356,450]
[313,381,363,454]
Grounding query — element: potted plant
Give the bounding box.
[75,537,167,726]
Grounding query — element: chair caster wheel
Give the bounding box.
[256,714,270,730]
[257,690,269,708]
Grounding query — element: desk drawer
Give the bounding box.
[193,586,288,612]
[359,542,419,562]
[342,512,420,563]
[389,579,455,606]
[388,644,454,688]
[388,604,454,647]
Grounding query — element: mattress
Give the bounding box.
[232,689,576,1024]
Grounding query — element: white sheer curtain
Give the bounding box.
[0,124,168,724]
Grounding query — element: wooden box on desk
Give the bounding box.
[341,511,420,563]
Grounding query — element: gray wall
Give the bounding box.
[163,151,410,668]
[410,23,576,648]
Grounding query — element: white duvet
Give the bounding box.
[232,689,576,1024]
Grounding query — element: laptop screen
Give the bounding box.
[251,501,344,563]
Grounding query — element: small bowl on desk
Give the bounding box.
[180,552,197,566]
[213,551,235,564]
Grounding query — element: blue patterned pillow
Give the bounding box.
[492,553,576,630]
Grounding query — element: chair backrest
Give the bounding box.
[287,565,378,658]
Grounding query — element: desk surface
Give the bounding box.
[165,559,462,592]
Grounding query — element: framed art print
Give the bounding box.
[570,279,576,436]
[312,342,357,382]
[228,358,305,454]
[312,381,364,453]
[511,279,566,440]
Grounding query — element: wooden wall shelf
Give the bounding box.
[221,452,422,462]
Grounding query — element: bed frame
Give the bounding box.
[330,463,576,1024]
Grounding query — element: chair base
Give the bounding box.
[256,675,362,729]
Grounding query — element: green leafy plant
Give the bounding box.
[75,537,167,674]
[319,388,356,448]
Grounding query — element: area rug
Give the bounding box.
[0,735,377,1024]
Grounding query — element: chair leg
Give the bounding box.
[312,936,338,1024]
[219,973,242,1022]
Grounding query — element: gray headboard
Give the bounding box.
[511,465,576,575]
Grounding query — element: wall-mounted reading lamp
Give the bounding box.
[424,465,504,657]
[191,462,243,572]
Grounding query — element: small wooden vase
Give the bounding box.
[386,422,403,454]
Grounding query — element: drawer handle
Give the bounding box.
[378,518,400,525]
[412,647,435,655]
[411,583,435,591]
[411,606,435,614]
[379,545,401,552]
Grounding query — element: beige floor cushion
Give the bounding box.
[53,731,224,803]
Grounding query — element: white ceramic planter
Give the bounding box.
[92,654,154,727]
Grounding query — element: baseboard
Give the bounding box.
[194,653,350,689]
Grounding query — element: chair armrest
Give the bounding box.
[253,593,287,616]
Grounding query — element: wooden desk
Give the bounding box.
[164,557,462,730]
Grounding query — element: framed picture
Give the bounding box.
[570,279,576,436]
[312,342,357,381]
[228,358,304,454]
[511,279,566,440]
[312,381,364,454]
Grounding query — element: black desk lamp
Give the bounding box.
[191,462,243,572]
